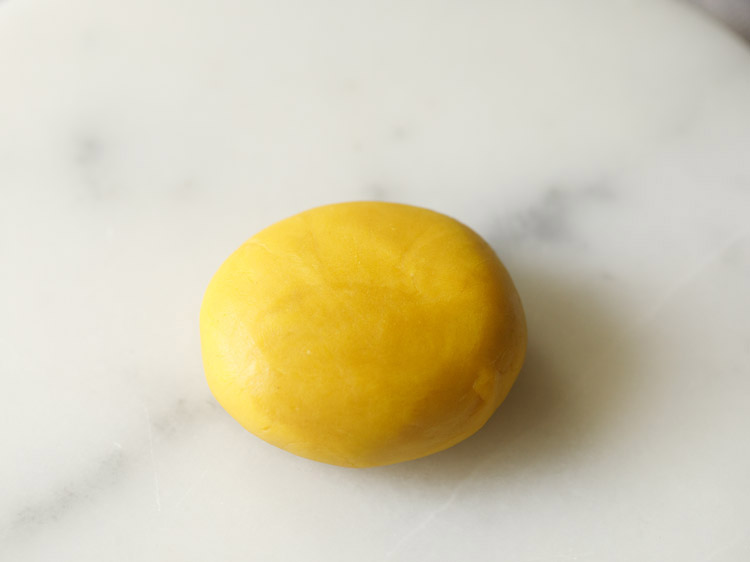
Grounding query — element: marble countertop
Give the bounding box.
[2,0,750,560]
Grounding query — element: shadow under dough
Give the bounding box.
[363,259,635,488]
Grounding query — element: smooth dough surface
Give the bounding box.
[200,202,526,467]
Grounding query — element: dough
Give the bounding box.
[200,202,526,467]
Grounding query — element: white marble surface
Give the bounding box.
[2,0,750,560]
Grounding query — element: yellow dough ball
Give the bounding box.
[200,202,526,467]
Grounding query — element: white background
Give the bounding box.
[1,0,750,560]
